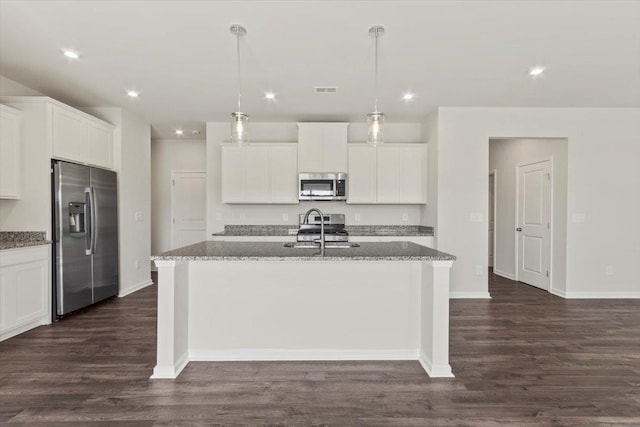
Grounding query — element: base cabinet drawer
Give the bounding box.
[0,246,51,341]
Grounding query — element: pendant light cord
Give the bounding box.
[236,30,242,113]
[374,29,379,113]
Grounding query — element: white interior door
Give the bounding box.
[171,171,206,249]
[517,161,551,290]
[488,172,495,267]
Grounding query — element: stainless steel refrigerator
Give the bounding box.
[52,160,119,318]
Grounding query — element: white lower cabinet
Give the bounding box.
[221,143,298,204]
[0,245,51,342]
[348,143,427,204]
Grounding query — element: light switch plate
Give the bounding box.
[355,213,361,222]
[134,212,143,222]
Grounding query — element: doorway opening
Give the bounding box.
[488,138,568,295]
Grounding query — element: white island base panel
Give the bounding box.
[152,260,454,379]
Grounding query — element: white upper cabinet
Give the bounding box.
[221,143,298,204]
[348,143,427,204]
[87,121,114,169]
[347,144,377,204]
[297,123,348,172]
[52,105,114,169]
[0,105,22,199]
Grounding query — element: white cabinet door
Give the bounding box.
[87,121,113,169]
[52,106,87,163]
[376,144,427,204]
[398,145,426,203]
[221,144,299,204]
[0,245,51,342]
[270,145,298,203]
[297,122,348,172]
[221,146,247,203]
[377,146,401,203]
[0,105,22,199]
[322,123,348,172]
[244,147,270,202]
[297,123,324,172]
[347,144,377,203]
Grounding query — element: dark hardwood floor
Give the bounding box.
[1,271,639,426]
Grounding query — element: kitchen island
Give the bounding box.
[151,241,456,379]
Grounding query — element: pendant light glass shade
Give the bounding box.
[367,25,385,145]
[367,112,384,145]
[230,24,248,143]
[231,112,248,143]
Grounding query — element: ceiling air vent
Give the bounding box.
[314,86,338,94]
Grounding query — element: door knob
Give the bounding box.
[516,227,522,232]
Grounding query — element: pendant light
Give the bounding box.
[367,25,385,145]
[230,24,248,143]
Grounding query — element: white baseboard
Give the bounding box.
[449,292,491,299]
[189,349,419,362]
[418,351,454,378]
[493,269,516,280]
[549,287,567,298]
[150,353,189,379]
[119,279,154,298]
[0,315,50,342]
[561,291,640,299]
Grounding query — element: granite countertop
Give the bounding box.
[212,225,434,237]
[152,240,454,262]
[0,231,50,250]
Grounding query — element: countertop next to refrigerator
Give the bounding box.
[0,231,50,250]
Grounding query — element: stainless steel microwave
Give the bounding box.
[298,172,347,201]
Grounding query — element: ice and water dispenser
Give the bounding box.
[68,202,86,234]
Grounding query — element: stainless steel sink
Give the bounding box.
[283,242,360,249]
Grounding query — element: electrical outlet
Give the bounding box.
[605,265,614,276]
[475,265,483,276]
[402,213,409,222]
[215,212,222,221]
[240,213,246,221]
[355,213,361,222]
[134,211,143,222]
[572,213,586,223]
[282,213,289,222]
[469,213,483,223]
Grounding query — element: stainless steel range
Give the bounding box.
[297,213,349,242]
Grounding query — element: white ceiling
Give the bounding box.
[1,0,639,139]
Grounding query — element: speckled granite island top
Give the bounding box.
[211,224,435,237]
[152,240,454,262]
[0,232,50,250]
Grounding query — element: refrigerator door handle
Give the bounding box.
[84,187,96,255]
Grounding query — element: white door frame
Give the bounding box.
[171,170,206,250]
[514,158,554,292]
[488,169,497,269]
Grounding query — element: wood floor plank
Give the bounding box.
[0,270,639,425]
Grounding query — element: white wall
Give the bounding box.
[0,76,44,96]
[86,108,152,297]
[206,122,427,237]
[151,138,206,255]
[420,110,439,244]
[489,138,568,294]
[437,107,640,298]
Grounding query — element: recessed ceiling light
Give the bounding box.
[403,93,415,101]
[192,130,200,135]
[62,49,80,59]
[175,129,184,136]
[529,66,546,76]
[126,90,139,98]
[265,92,276,100]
